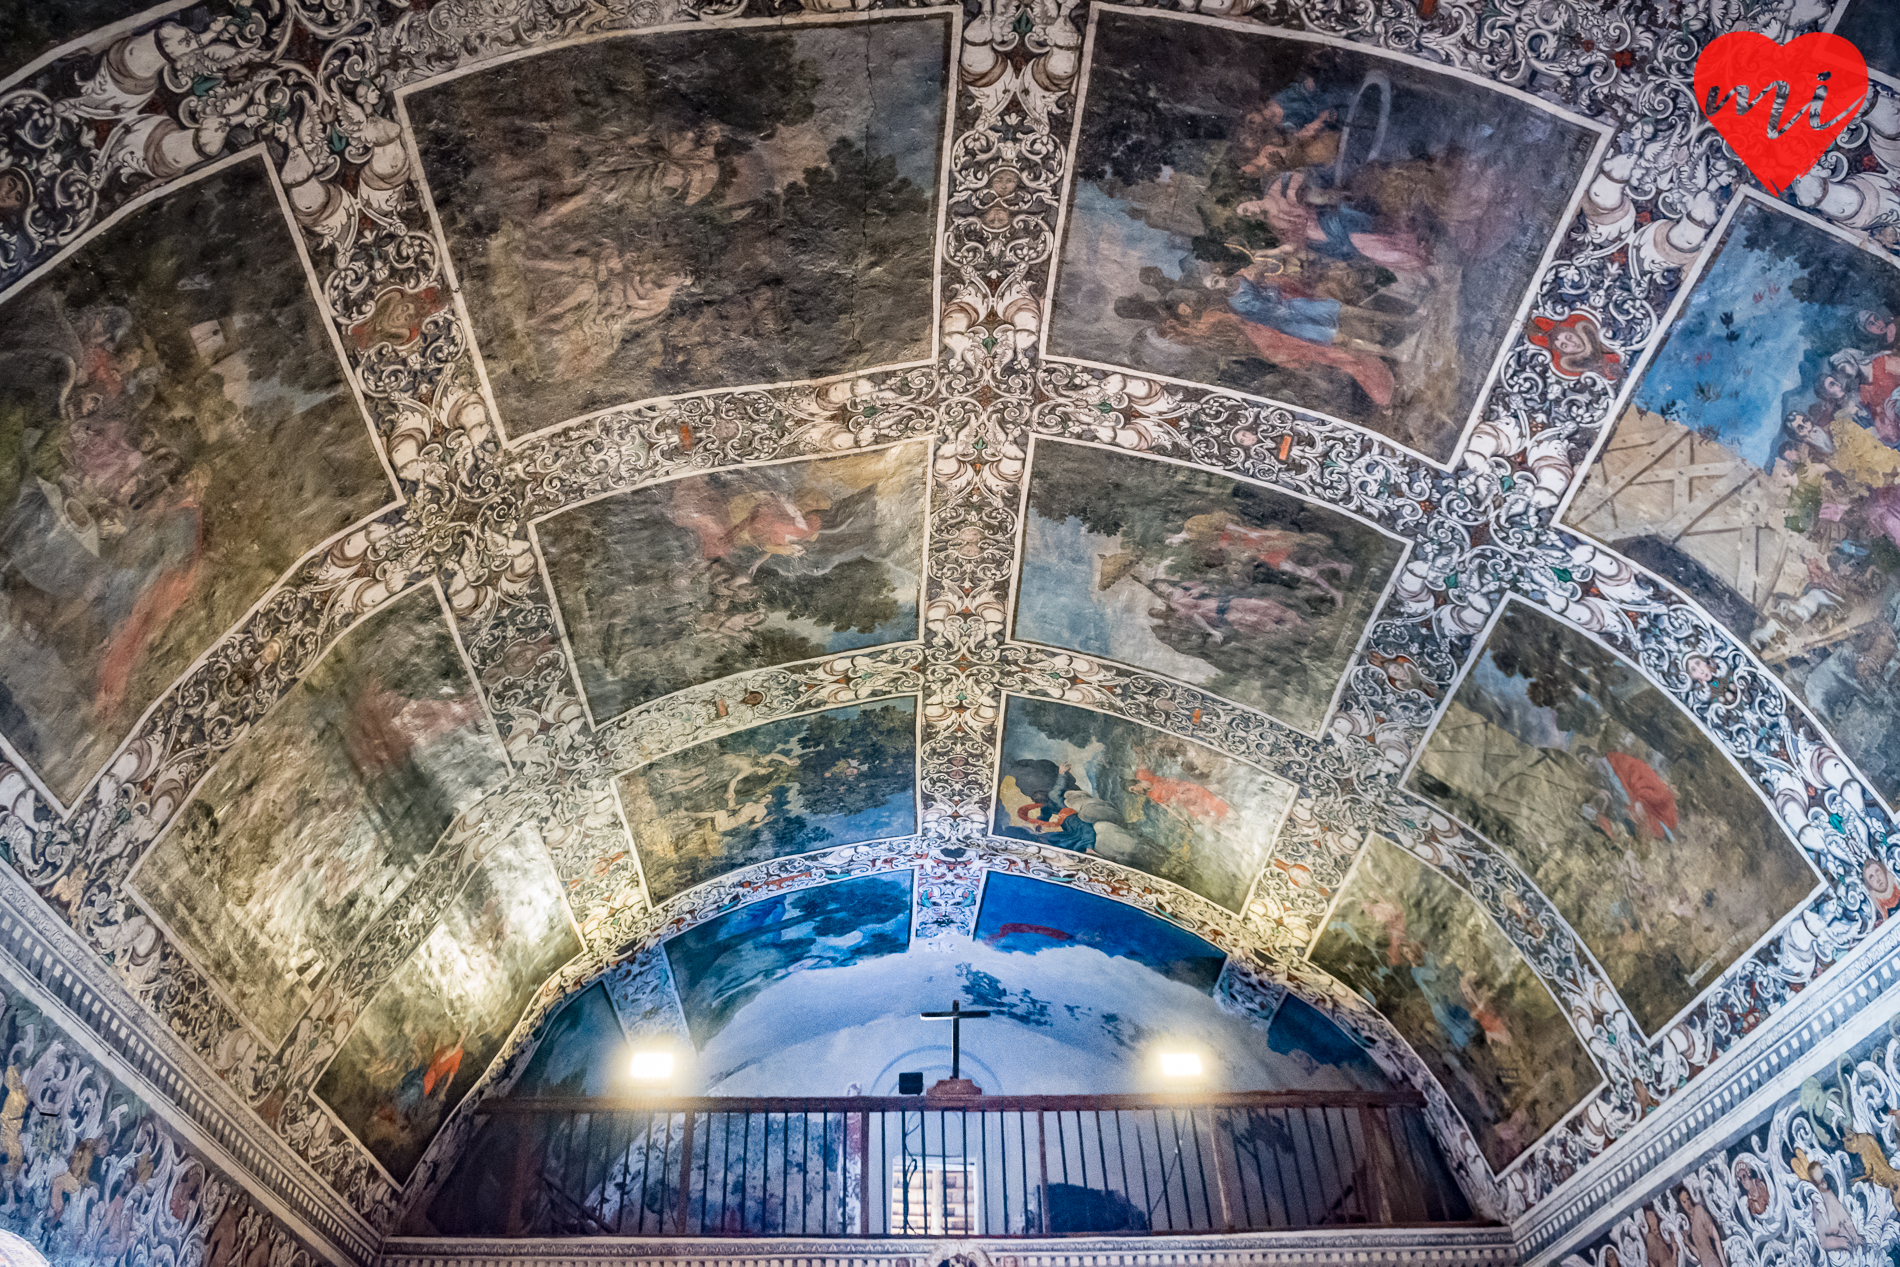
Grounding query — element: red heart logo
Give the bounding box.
[1694,32,1869,196]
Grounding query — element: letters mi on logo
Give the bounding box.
[1694,32,1870,196]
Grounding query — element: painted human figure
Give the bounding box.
[1734,1159,1772,1217]
[49,1133,104,1219]
[0,1066,28,1186]
[1674,1183,1727,1267]
[1126,767,1231,824]
[1796,1153,1863,1250]
[1640,1206,1677,1267]
[1865,856,1900,923]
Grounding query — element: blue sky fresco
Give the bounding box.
[1633,202,1878,470]
[665,872,914,1045]
[976,872,1227,992]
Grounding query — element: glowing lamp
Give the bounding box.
[630,1050,675,1082]
[1158,1051,1203,1079]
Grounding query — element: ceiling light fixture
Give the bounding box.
[1158,1051,1203,1079]
[630,1050,675,1082]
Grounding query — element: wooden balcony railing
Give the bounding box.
[467,1090,1475,1239]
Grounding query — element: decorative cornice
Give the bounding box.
[377,1226,1519,1267]
[0,864,377,1264]
[1514,913,1900,1264]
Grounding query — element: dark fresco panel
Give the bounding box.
[1408,601,1819,1036]
[1047,10,1601,461]
[537,442,927,721]
[406,17,950,433]
[0,157,390,803]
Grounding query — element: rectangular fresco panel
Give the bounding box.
[991,695,1292,912]
[1564,199,1900,807]
[1309,836,1597,1172]
[406,17,949,433]
[538,442,927,721]
[0,157,391,803]
[664,871,913,1046]
[1835,0,1900,81]
[315,833,581,1184]
[1046,9,1602,461]
[1015,440,1405,731]
[975,872,1227,992]
[128,586,505,1047]
[1408,602,1819,1036]
[619,697,918,904]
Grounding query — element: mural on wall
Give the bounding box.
[129,585,505,1048]
[405,17,949,434]
[1408,601,1820,1036]
[975,872,1228,992]
[1266,995,1393,1089]
[1565,198,1900,808]
[1014,439,1406,731]
[315,834,581,1184]
[417,982,630,1236]
[537,441,928,722]
[664,871,913,1046]
[619,697,918,904]
[991,695,1292,911]
[1045,9,1602,461]
[0,972,319,1267]
[0,157,389,804]
[1310,835,1598,1172]
[1834,0,1900,82]
[1561,1011,1900,1267]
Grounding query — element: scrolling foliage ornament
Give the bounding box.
[0,0,1895,1239]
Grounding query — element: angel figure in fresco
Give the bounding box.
[1126,768,1231,825]
[1118,253,1405,407]
[1527,314,1625,383]
[1865,855,1900,922]
[1639,1208,1683,1267]
[1734,1159,1773,1217]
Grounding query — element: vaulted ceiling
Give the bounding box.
[0,0,1897,1250]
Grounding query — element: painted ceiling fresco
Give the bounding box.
[1,0,1899,1256]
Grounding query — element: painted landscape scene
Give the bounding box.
[1047,11,1600,460]
[538,442,927,721]
[130,586,506,1046]
[664,871,913,1046]
[407,18,949,433]
[315,836,580,1184]
[1310,835,1597,1171]
[0,159,389,803]
[1408,602,1818,1035]
[991,696,1291,912]
[1565,201,1900,807]
[1016,440,1404,731]
[618,697,918,903]
[976,871,1228,993]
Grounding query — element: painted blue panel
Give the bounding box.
[664,871,914,1044]
[975,872,1226,993]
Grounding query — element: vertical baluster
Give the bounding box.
[1041,1116,1056,1230]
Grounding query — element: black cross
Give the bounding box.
[920,999,992,1080]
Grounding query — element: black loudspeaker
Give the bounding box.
[898,1071,924,1095]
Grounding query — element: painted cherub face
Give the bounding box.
[1864,857,1893,892]
[1552,328,1589,357]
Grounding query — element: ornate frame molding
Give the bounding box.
[376,1225,1520,1267]
[0,862,376,1264]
